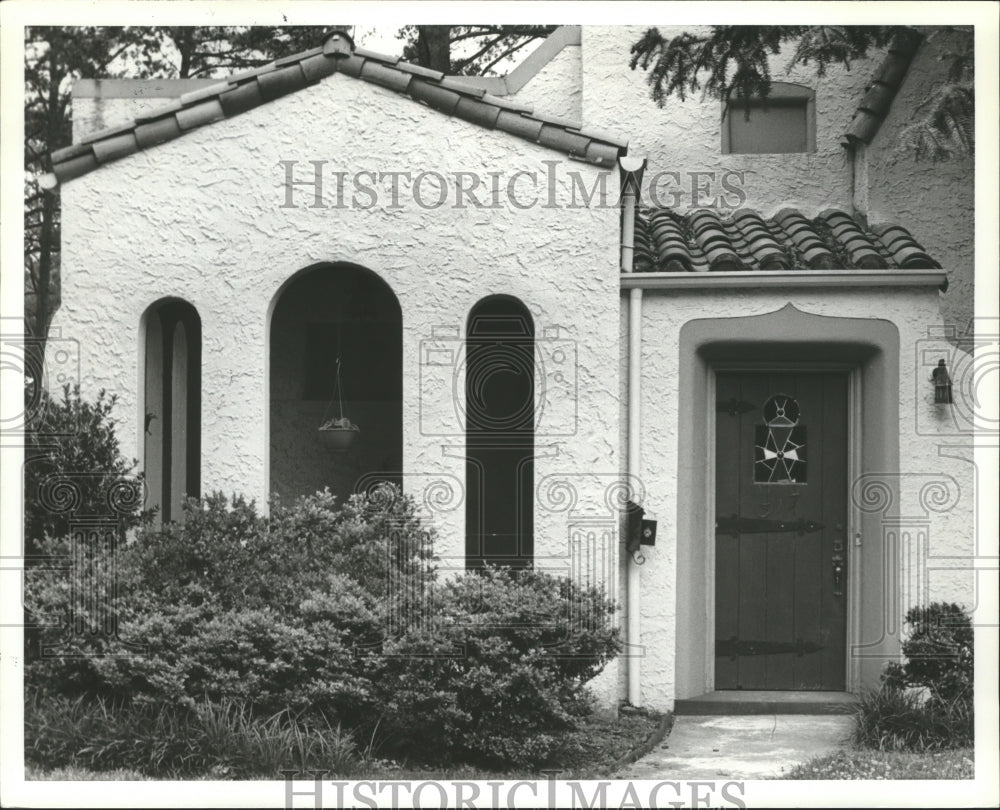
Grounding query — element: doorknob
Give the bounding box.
[832,552,845,595]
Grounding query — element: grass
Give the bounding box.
[352,709,665,781]
[25,764,154,780]
[852,685,972,752]
[27,706,664,781]
[786,748,975,780]
[25,693,360,780]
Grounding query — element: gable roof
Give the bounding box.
[44,29,626,188]
[634,206,940,273]
[842,28,923,147]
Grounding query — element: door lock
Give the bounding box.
[832,552,845,595]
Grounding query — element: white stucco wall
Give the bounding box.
[48,28,980,712]
[580,26,876,213]
[626,286,974,709]
[51,72,624,707]
[510,43,583,123]
[864,29,975,336]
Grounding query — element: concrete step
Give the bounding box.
[674,690,858,715]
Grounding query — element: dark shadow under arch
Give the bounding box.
[143,298,201,524]
[269,262,402,503]
[465,295,535,569]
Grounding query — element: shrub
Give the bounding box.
[24,384,149,553]
[26,485,620,770]
[24,691,359,778]
[375,567,621,769]
[23,385,150,665]
[26,487,432,723]
[855,602,974,751]
[884,602,973,703]
[853,682,972,752]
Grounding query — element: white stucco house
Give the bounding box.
[41,26,977,712]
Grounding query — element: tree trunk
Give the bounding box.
[32,36,65,355]
[416,26,453,73]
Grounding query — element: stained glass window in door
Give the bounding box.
[754,394,807,483]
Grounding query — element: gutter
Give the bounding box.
[619,155,647,707]
[619,269,949,292]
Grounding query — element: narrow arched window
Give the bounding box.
[465,296,534,569]
[142,299,201,523]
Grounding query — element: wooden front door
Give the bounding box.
[715,371,848,690]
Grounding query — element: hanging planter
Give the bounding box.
[318,416,360,452]
[318,356,360,453]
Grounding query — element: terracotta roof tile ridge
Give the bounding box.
[45,28,626,189]
[635,204,939,273]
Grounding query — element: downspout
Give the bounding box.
[619,155,647,706]
[845,140,857,216]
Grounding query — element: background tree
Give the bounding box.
[629,25,974,161]
[25,25,553,355]
[399,25,557,75]
[24,25,331,358]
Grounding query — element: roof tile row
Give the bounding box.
[49,31,627,186]
[843,29,923,146]
[634,207,939,273]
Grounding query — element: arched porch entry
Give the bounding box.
[269,263,402,503]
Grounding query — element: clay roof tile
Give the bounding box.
[46,30,626,187]
[636,206,938,273]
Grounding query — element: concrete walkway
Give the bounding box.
[617,715,855,780]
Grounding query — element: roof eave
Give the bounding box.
[43,27,626,190]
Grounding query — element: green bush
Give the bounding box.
[25,692,358,778]
[376,567,621,769]
[24,384,149,553]
[23,385,151,666]
[855,602,974,751]
[26,488,432,723]
[884,602,973,703]
[26,486,620,770]
[853,682,972,752]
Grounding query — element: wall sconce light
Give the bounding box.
[932,359,953,405]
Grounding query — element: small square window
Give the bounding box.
[722,83,815,155]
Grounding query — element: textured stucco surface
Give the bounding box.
[864,30,975,337]
[50,27,979,713]
[51,71,624,710]
[624,287,974,710]
[510,44,583,124]
[581,26,875,214]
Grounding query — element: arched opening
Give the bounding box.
[142,299,201,524]
[269,263,402,503]
[465,295,535,569]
